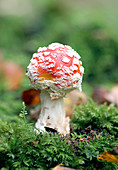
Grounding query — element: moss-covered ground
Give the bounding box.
[0,0,118,169]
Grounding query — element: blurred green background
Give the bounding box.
[0,0,118,94]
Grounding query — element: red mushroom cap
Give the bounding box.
[26,43,84,99]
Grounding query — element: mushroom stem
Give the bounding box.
[35,91,70,135]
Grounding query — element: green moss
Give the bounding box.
[71,99,118,135]
[0,101,117,169]
[0,1,118,169]
[0,120,74,169]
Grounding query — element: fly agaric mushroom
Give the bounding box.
[26,43,84,135]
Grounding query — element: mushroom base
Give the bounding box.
[35,91,70,135]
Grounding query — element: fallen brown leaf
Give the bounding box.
[22,89,41,107]
[104,86,118,106]
[0,57,24,90]
[92,86,108,104]
[98,148,118,165]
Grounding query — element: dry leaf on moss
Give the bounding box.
[92,86,108,104]
[98,148,118,165]
[0,56,24,90]
[22,89,41,107]
[104,86,118,106]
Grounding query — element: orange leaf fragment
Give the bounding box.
[22,89,41,107]
[98,148,118,165]
[32,141,39,145]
